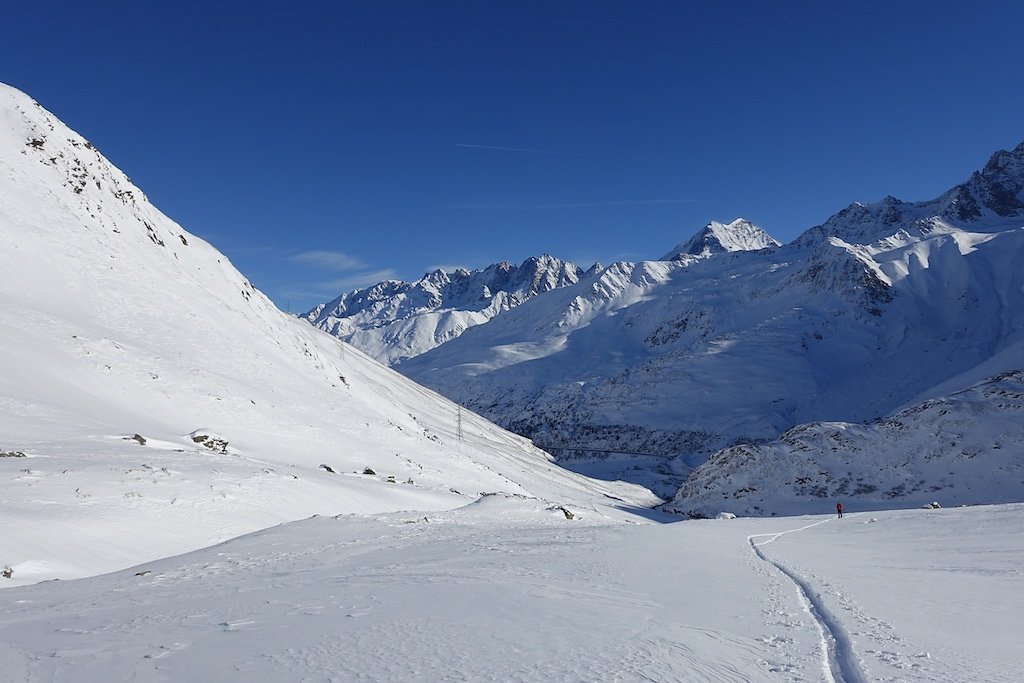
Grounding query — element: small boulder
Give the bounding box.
[549,505,576,520]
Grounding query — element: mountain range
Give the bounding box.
[304,255,583,365]
[307,140,1024,506]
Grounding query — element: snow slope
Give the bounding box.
[303,255,582,366]
[0,498,1019,682]
[669,370,1024,517]
[0,83,654,585]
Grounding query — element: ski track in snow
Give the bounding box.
[749,518,868,683]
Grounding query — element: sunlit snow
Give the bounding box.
[2,82,1023,682]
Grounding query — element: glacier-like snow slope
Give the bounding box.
[0,498,1019,682]
[303,255,583,366]
[396,144,1024,500]
[0,83,656,585]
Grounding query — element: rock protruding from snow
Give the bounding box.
[661,219,780,260]
[303,255,582,365]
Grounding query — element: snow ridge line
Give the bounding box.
[749,520,868,683]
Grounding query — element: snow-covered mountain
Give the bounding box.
[393,142,1024,501]
[796,140,1024,248]
[0,83,654,585]
[303,255,582,365]
[667,370,1024,517]
[661,218,780,260]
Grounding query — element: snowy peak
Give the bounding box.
[470,254,581,300]
[661,218,780,260]
[303,254,582,365]
[943,140,1024,220]
[797,139,1024,247]
[795,196,918,248]
[307,254,580,324]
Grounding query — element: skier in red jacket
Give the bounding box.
[836,502,844,519]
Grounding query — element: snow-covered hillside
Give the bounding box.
[668,370,1024,517]
[393,144,1024,501]
[661,218,780,259]
[2,499,1021,682]
[303,255,582,365]
[0,83,655,585]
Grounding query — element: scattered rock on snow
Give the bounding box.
[190,432,229,454]
[362,467,376,475]
[319,464,336,473]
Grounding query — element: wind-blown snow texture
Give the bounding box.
[383,142,1024,505]
[0,83,654,584]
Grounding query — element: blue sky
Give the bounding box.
[4,1,1024,311]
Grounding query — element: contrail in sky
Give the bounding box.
[449,199,699,210]
[454,143,670,163]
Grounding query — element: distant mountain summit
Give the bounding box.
[303,255,582,365]
[661,218,780,260]
[797,141,1024,248]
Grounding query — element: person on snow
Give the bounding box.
[836,502,844,519]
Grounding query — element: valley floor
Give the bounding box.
[1,499,1020,682]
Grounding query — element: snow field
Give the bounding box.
[2,501,1021,682]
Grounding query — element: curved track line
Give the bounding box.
[749,520,868,683]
